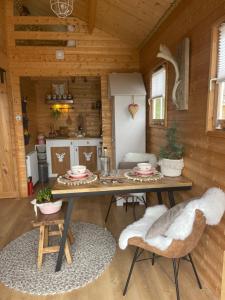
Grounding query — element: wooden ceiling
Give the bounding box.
[17,0,178,48]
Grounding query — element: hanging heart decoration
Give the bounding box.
[128,103,139,119]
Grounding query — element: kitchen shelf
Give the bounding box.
[46,99,74,104]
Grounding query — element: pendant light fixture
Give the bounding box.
[50,0,74,18]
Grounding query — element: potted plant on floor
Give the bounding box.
[158,124,184,177]
[31,187,62,215]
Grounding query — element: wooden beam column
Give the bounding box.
[88,0,97,34]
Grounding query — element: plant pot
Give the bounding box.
[158,158,184,177]
[37,200,62,214]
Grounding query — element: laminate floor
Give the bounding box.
[0,195,216,300]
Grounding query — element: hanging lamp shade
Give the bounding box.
[50,0,73,18]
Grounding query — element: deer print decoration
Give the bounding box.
[83,152,93,161]
[56,152,66,162]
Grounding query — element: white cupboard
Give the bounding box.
[46,138,102,177]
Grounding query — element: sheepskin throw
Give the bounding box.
[146,201,189,239]
[119,187,225,251]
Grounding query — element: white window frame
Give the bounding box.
[207,18,225,135]
[149,64,167,127]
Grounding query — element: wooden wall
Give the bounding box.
[140,0,225,297]
[0,0,18,198]
[20,76,102,154]
[5,0,139,196]
[0,0,7,69]
[20,77,37,154]
[33,76,101,138]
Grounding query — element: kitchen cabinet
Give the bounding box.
[46,138,102,177]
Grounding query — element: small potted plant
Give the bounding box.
[32,188,62,215]
[158,124,184,177]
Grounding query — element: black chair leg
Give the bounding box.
[125,197,128,212]
[140,195,147,208]
[105,195,115,223]
[172,258,180,300]
[132,197,137,220]
[152,253,155,265]
[188,254,202,289]
[123,247,140,296]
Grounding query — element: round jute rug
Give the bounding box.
[0,222,116,295]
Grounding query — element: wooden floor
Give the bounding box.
[0,195,217,300]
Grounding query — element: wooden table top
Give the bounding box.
[51,175,192,197]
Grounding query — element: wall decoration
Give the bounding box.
[128,96,139,119]
[176,38,190,110]
[52,82,67,97]
[83,152,93,161]
[157,38,190,110]
[157,45,180,108]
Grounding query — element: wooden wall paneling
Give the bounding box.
[34,76,101,138]
[0,82,18,198]
[140,0,225,297]
[88,0,97,34]
[11,0,180,48]
[4,0,139,197]
[20,77,37,154]
[9,74,27,197]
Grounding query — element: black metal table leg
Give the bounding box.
[105,195,115,223]
[168,191,176,207]
[157,192,163,204]
[55,198,75,272]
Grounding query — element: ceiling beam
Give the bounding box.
[88,0,97,34]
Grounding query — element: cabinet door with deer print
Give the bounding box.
[78,146,97,172]
[51,146,71,175]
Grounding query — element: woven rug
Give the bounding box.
[0,222,116,295]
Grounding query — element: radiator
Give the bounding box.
[26,151,39,186]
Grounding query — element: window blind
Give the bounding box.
[151,67,166,98]
[217,23,225,82]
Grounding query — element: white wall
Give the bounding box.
[113,95,146,167]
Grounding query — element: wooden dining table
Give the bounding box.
[51,174,192,272]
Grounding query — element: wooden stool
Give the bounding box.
[32,205,74,269]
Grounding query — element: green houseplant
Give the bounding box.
[32,188,62,215]
[158,124,184,177]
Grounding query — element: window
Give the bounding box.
[208,20,225,133]
[149,65,167,126]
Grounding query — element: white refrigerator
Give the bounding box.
[109,73,146,168]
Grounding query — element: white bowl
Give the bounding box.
[71,165,86,174]
[137,163,152,171]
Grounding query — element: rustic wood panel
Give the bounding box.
[4,0,139,197]
[51,146,70,175]
[17,0,178,47]
[140,0,225,297]
[0,1,19,198]
[0,82,18,198]
[31,76,101,138]
[20,77,37,154]
[79,146,97,172]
